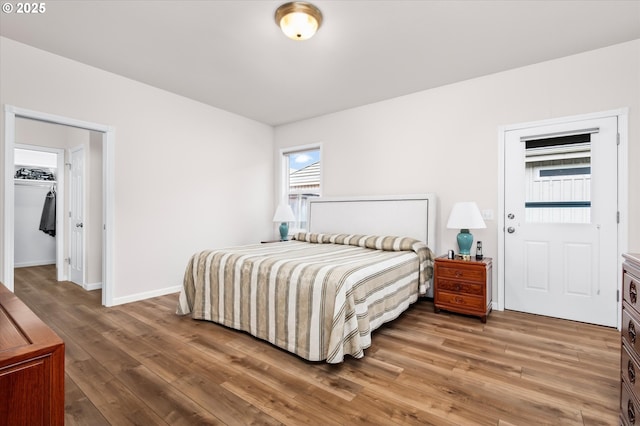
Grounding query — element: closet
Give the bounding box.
[14,148,58,268]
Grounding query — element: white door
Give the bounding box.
[69,146,85,285]
[504,116,618,327]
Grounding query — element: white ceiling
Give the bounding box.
[1,1,639,126]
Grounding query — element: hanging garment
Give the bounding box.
[39,189,56,237]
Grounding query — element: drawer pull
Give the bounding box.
[630,359,637,384]
[455,271,463,277]
[630,321,637,344]
[630,399,636,424]
[632,281,638,303]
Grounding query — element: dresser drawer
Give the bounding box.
[623,305,640,354]
[436,278,484,296]
[436,266,485,282]
[622,344,640,399]
[624,271,640,312]
[436,291,484,311]
[621,380,640,426]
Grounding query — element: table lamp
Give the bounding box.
[446,201,486,259]
[273,204,296,241]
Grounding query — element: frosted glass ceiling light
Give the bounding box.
[275,2,323,41]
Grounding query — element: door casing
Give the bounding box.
[3,105,115,307]
[497,109,628,329]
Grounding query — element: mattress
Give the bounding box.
[177,233,434,363]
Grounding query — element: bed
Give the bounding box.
[176,194,437,363]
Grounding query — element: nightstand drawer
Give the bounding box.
[436,278,483,296]
[436,266,485,282]
[436,291,484,311]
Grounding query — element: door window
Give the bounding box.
[524,133,591,224]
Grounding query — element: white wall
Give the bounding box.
[274,40,640,299]
[1,37,275,303]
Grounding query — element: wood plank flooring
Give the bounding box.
[14,265,620,425]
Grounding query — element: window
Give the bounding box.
[524,133,591,224]
[280,146,321,233]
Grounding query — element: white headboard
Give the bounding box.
[308,194,437,252]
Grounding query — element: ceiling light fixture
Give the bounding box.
[275,2,323,41]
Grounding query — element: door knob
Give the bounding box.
[76,223,83,228]
[507,226,515,233]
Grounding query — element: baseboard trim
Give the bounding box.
[15,260,56,268]
[111,285,182,306]
[84,282,102,291]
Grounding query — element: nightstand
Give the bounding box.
[433,255,492,323]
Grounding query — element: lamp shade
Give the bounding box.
[446,202,486,230]
[446,202,486,256]
[273,204,296,222]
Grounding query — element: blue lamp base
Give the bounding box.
[457,228,473,256]
[279,222,289,241]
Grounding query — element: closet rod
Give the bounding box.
[14,179,57,188]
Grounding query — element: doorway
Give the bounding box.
[14,144,65,281]
[3,105,115,306]
[498,109,628,328]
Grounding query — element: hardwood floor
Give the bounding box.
[14,265,620,425]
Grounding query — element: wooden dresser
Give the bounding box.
[622,253,640,425]
[433,255,492,323]
[0,282,65,425]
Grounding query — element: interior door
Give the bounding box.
[69,146,85,285]
[504,116,618,327]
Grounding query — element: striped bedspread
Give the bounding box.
[177,233,434,363]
